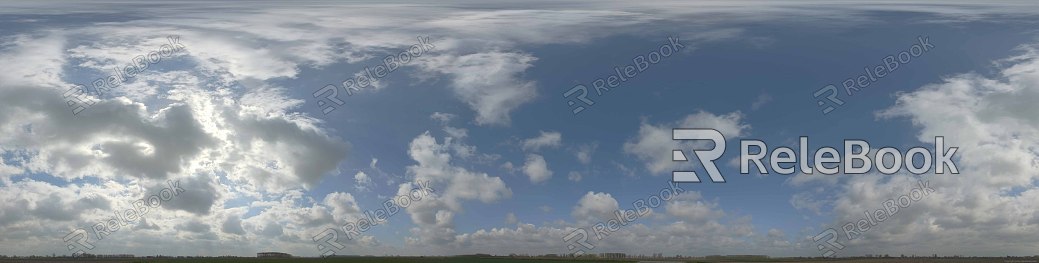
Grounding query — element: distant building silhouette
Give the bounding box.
[257,252,291,258]
[79,254,134,258]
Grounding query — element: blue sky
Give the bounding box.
[1,0,1039,258]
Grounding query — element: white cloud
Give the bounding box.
[0,20,356,256]
[446,187,761,256]
[539,205,552,213]
[0,181,111,225]
[505,212,518,225]
[521,131,562,151]
[323,191,362,223]
[567,171,583,182]
[401,132,512,246]
[3,0,1039,257]
[574,143,597,165]
[789,191,826,216]
[443,126,468,139]
[751,93,772,110]
[430,112,457,124]
[788,44,1039,255]
[522,154,553,184]
[221,215,246,235]
[665,191,724,223]
[354,171,372,192]
[571,191,619,224]
[623,111,749,175]
[418,52,538,126]
[500,161,516,174]
[0,33,68,87]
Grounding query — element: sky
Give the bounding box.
[1,0,1039,258]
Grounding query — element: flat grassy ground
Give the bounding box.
[0,257,1034,263]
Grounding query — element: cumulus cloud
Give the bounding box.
[522,154,553,184]
[0,181,111,226]
[786,44,1039,255]
[155,175,221,215]
[623,111,749,175]
[571,191,620,224]
[221,216,246,235]
[574,143,597,165]
[401,132,511,246]
[665,191,724,223]
[418,52,538,126]
[521,131,562,151]
[323,192,362,223]
[0,10,355,255]
[3,0,1039,257]
[354,171,372,192]
[0,86,215,181]
[445,187,760,256]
